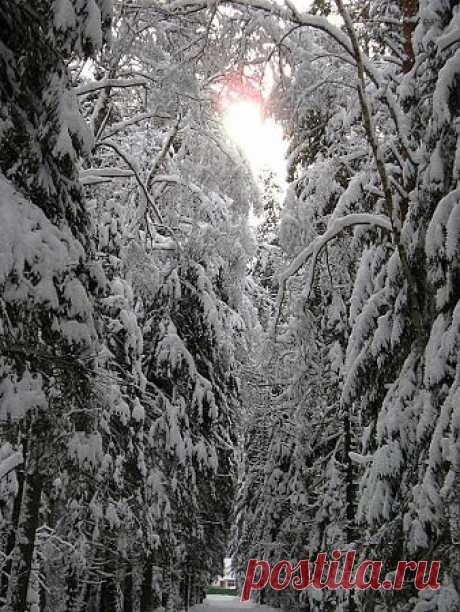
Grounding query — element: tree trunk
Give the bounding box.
[400,0,418,73]
[123,563,133,612]
[6,466,43,611]
[343,409,356,612]
[140,557,153,611]
[0,431,27,601]
[99,558,119,612]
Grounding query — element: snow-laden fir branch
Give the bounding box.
[80,167,134,185]
[334,0,424,343]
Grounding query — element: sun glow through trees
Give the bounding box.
[218,73,286,184]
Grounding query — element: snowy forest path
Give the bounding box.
[191,594,277,612]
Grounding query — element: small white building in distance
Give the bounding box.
[212,557,236,590]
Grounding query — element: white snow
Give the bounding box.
[53,0,77,31]
[84,0,103,50]
[191,595,277,611]
[0,449,23,481]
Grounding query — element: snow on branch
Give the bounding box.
[146,115,181,191]
[274,213,392,329]
[94,140,163,224]
[80,168,134,185]
[0,451,23,481]
[101,112,173,141]
[279,214,392,284]
[75,78,148,96]
[349,451,373,465]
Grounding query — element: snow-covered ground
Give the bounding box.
[190,594,276,612]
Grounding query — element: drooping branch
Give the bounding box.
[146,115,181,191]
[0,451,23,482]
[274,213,392,330]
[80,167,134,186]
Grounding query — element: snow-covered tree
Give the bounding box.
[2,1,460,611]
[0,0,111,609]
[233,0,460,610]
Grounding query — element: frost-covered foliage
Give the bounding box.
[2,0,460,611]
[234,0,460,611]
[0,1,257,610]
[0,1,110,609]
